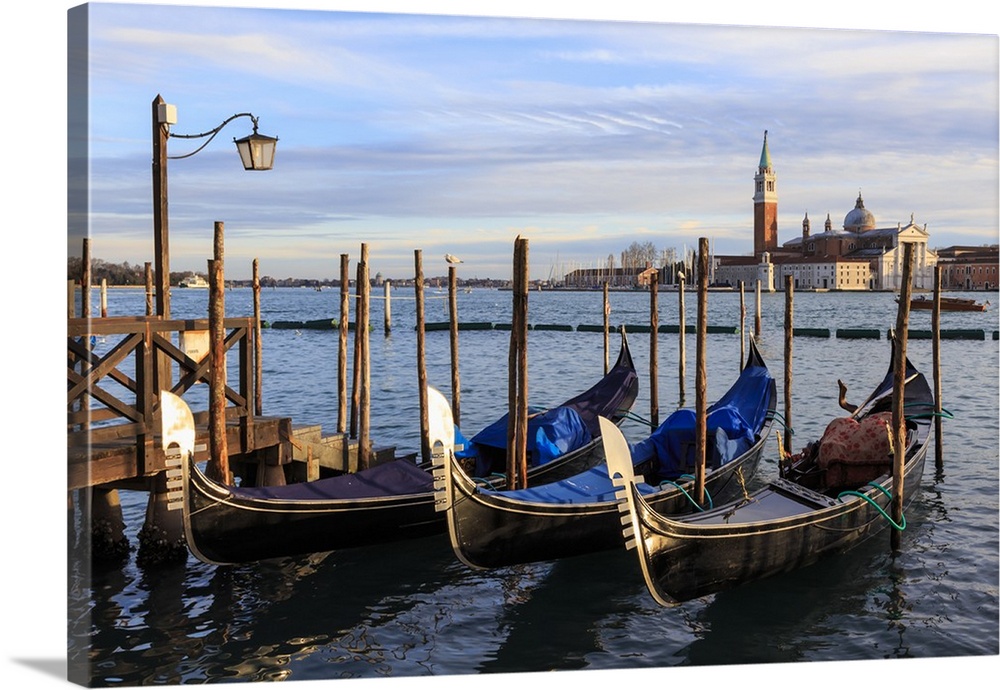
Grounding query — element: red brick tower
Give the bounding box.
[753,130,778,257]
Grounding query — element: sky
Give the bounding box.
[59,0,999,282]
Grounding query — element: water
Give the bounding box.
[67,286,999,685]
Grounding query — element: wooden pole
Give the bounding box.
[514,238,530,489]
[784,273,794,457]
[755,279,762,338]
[678,271,686,406]
[207,222,229,483]
[603,281,610,375]
[152,95,170,319]
[252,258,263,416]
[694,238,709,505]
[415,250,430,464]
[350,259,362,438]
[739,280,746,369]
[448,265,461,424]
[100,278,108,318]
[337,254,349,434]
[507,240,521,490]
[384,280,392,335]
[81,238,91,319]
[67,280,75,319]
[649,270,659,430]
[144,262,153,316]
[891,243,914,551]
[932,263,943,470]
[358,244,371,470]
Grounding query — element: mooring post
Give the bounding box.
[678,270,686,406]
[100,278,108,318]
[507,237,529,490]
[207,222,230,483]
[694,238,709,505]
[784,274,794,457]
[415,249,430,464]
[338,253,349,434]
[891,243,914,551]
[67,280,75,319]
[384,280,392,335]
[932,264,943,470]
[82,237,91,320]
[518,238,530,489]
[448,265,461,424]
[358,243,371,470]
[252,258,263,416]
[755,279,762,338]
[649,270,659,430]
[603,281,610,375]
[739,280,746,370]
[144,262,153,316]
[350,258,363,439]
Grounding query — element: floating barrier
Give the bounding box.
[793,327,831,338]
[894,328,986,340]
[836,328,881,339]
[263,318,993,343]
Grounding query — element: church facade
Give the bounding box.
[715,132,938,291]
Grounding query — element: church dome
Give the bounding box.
[844,192,876,232]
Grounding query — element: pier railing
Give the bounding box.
[67,315,255,478]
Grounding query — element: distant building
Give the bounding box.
[716,132,939,291]
[935,245,1000,290]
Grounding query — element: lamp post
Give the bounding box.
[151,94,277,317]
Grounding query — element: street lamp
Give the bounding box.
[152,94,278,317]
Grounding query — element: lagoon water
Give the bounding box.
[67,285,999,686]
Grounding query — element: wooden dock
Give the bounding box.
[67,316,394,500]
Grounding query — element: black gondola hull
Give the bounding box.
[172,331,639,565]
[635,440,928,602]
[608,339,934,605]
[437,337,776,570]
[444,435,768,569]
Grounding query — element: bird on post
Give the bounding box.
[444,254,463,264]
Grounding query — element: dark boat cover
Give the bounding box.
[628,358,772,479]
[463,406,592,476]
[476,357,774,505]
[228,459,436,501]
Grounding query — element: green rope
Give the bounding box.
[837,481,906,531]
[768,410,794,436]
[658,474,714,511]
[902,401,955,421]
[619,410,653,427]
[473,472,507,487]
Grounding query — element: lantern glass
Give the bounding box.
[234,132,278,170]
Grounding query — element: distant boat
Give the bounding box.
[904,295,989,312]
[178,274,209,288]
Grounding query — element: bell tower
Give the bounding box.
[753,130,778,257]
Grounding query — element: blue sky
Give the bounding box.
[61,1,999,282]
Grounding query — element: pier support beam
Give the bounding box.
[86,487,130,564]
[137,472,186,566]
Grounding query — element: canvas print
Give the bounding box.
[62,1,997,687]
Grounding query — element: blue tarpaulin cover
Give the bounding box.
[483,360,772,504]
[461,406,593,476]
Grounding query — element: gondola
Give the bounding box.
[159,330,639,565]
[431,336,776,569]
[602,336,935,605]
